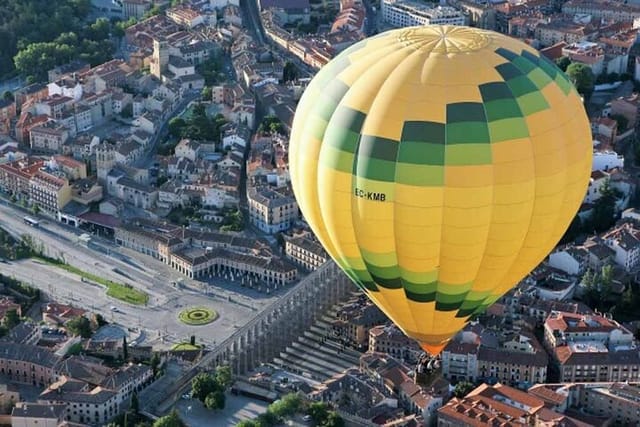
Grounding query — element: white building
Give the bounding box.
[174,139,201,162]
[47,79,83,102]
[203,187,238,209]
[222,124,251,150]
[585,170,609,204]
[381,0,465,27]
[548,247,587,276]
[602,223,640,272]
[593,151,624,171]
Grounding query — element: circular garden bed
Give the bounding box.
[178,307,218,325]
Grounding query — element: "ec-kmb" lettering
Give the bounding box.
[354,187,386,201]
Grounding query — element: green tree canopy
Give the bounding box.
[322,412,345,427]
[168,117,187,137]
[588,179,620,233]
[3,309,19,329]
[204,390,225,410]
[269,393,304,419]
[555,56,571,72]
[308,402,330,424]
[215,365,233,390]
[191,372,221,402]
[66,316,92,338]
[153,410,185,427]
[453,381,475,398]
[283,61,299,82]
[0,0,92,76]
[566,63,595,97]
[202,86,212,100]
[258,115,286,135]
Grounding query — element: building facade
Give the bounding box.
[381,0,465,27]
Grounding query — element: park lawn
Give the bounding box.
[171,342,202,351]
[37,257,149,305]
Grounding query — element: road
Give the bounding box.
[135,90,201,169]
[240,0,266,45]
[0,201,283,349]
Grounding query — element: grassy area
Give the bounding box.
[171,342,202,351]
[178,307,217,325]
[37,256,149,305]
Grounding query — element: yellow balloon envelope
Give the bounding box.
[289,25,592,354]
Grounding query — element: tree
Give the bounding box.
[269,393,303,418]
[191,372,220,402]
[589,179,619,233]
[560,215,582,244]
[201,86,212,100]
[150,352,161,376]
[215,365,233,390]
[3,309,19,329]
[156,176,169,188]
[555,56,571,72]
[323,412,345,427]
[600,264,613,298]
[453,381,475,398]
[123,335,128,360]
[220,210,244,232]
[95,313,108,327]
[308,402,330,424]
[204,390,225,410]
[152,410,184,427]
[87,18,110,41]
[168,117,187,137]
[283,61,299,82]
[2,91,13,102]
[196,57,222,86]
[66,316,92,338]
[566,63,595,98]
[0,0,92,77]
[256,411,279,426]
[258,115,285,135]
[236,421,259,427]
[144,5,162,19]
[130,392,139,414]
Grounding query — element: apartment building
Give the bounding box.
[284,235,328,271]
[29,122,69,154]
[114,224,185,264]
[29,170,72,215]
[437,383,590,426]
[381,0,465,27]
[562,0,640,22]
[0,343,60,387]
[545,311,640,382]
[247,188,299,234]
[0,158,44,200]
[369,324,423,364]
[442,329,548,386]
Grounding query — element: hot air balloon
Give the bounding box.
[289,25,592,355]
